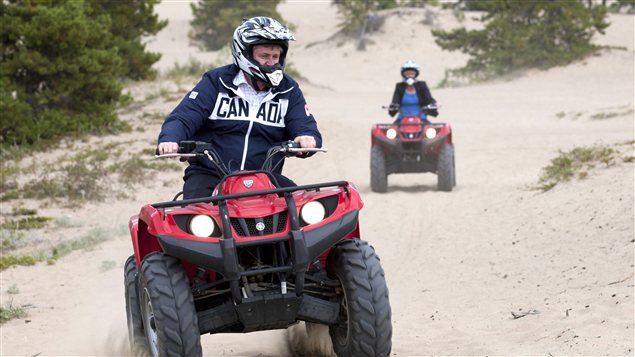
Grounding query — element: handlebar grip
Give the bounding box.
[178,140,197,154]
[284,140,301,149]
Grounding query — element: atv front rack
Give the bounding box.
[151,180,349,208]
[150,181,357,306]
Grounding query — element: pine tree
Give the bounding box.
[89,0,167,80]
[189,0,285,51]
[1,0,166,149]
[432,0,609,82]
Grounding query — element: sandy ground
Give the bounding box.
[1,1,634,356]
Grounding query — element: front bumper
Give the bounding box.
[157,209,358,278]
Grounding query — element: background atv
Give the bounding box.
[370,105,456,192]
[125,141,392,357]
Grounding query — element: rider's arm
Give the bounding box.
[157,71,219,150]
[284,85,322,157]
[388,83,402,117]
[418,81,438,117]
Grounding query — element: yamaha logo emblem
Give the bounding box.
[255,222,265,231]
[243,179,254,188]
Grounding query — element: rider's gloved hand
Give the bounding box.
[422,105,439,117]
[388,103,400,117]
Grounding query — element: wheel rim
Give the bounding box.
[332,276,350,346]
[142,288,159,357]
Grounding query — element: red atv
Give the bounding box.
[370,104,456,192]
[124,141,392,357]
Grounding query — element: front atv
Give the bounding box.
[370,106,456,192]
[124,141,392,357]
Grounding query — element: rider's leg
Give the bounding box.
[183,172,221,199]
[273,173,297,188]
[393,113,403,125]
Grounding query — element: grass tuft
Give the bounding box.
[536,145,616,191]
[0,216,52,230]
[0,227,112,271]
[0,300,28,324]
[10,208,37,216]
[0,255,38,270]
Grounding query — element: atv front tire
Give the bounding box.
[327,239,392,357]
[139,253,202,357]
[124,255,147,354]
[370,146,388,193]
[437,143,455,192]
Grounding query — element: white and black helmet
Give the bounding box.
[232,16,295,88]
[400,60,420,79]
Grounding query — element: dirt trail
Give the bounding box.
[1,4,633,357]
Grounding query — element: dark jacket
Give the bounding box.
[158,64,322,179]
[389,81,438,117]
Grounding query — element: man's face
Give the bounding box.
[252,45,282,66]
[403,69,417,79]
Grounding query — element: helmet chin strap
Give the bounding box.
[405,78,416,86]
[266,70,283,87]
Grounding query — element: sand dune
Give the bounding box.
[1,2,633,356]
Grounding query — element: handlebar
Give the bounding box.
[154,153,197,158]
[155,140,326,176]
[276,140,327,157]
[382,103,440,111]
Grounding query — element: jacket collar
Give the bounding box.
[219,64,294,98]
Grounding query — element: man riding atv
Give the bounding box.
[157,16,321,199]
[125,16,393,357]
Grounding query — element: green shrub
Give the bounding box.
[0,0,163,155]
[189,0,285,51]
[433,0,609,83]
[21,148,111,202]
[0,216,51,230]
[537,145,616,191]
[0,300,28,324]
[88,0,167,80]
[0,227,112,271]
[0,255,37,270]
[0,230,24,251]
[0,191,20,202]
[10,208,37,216]
[333,0,397,35]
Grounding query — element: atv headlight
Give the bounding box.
[300,201,326,225]
[189,215,216,237]
[425,127,437,139]
[386,128,397,140]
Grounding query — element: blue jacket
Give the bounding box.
[158,64,322,179]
